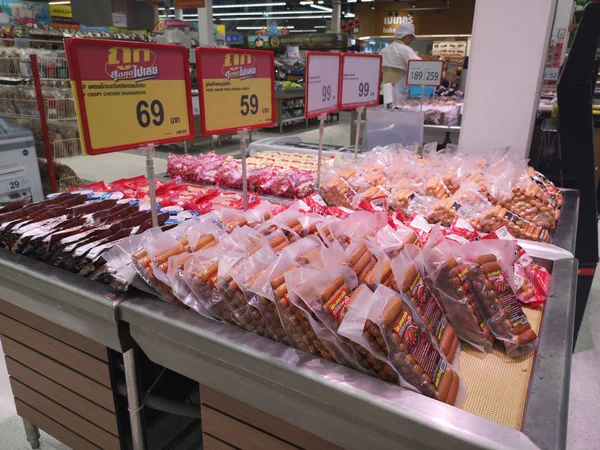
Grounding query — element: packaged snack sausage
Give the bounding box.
[461,240,539,357]
[366,285,463,405]
[423,231,495,352]
[391,247,460,363]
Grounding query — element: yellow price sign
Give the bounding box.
[196,48,275,134]
[65,39,194,155]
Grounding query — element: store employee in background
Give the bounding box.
[379,23,421,101]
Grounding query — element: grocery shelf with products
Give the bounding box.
[275,87,308,133]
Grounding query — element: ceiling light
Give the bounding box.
[213,2,286,8]
[210,12,263,17]
[290,29,317,33]
[237,25,295,29]
[49,1,70,4]
[299,1,313,3]
[310,4,332,11]
[218,15,331,21]
[269,10,330,14]
[346,12,355,17]
[315,25,326,28]
[347,0,357,2]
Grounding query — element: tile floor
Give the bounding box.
[0,114,598,448]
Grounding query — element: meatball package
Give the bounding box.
[364,285,464,405]
[422,231,495,352]
[391,246,460,364]
[461,239,539,357]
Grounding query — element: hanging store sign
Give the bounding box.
[339,53,382,110]
[174,0,206,8]
[305,51,341,119]
[406,60,444,86]
[196,47,275,134]
[66,39,194,155]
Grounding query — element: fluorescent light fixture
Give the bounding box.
[314,25,326,28]
[359,36,371,40]
[219,15,331,21]
[317,0,324,3]
[347,0,357,2]
[361,0,374,2]
[269,10,330,14]
[310,4,332,11]
[299,1,313,3]
[213,2,286,8]
[49,1,70,3]
[194,12,263,16]
[290,29,317,33]
[237,26,295,29]
[345,12,355,17]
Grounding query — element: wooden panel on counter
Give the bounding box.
[1,337,115,412]
[15,399,101,450]
[201,385,342,450]
[203,433,237,450]
[0,314,110,387]
[0,299,108,361]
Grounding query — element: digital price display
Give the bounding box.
[406,60,444,86]
[305,51,341,119]
[196,47,275,134]
[339,53,382,110]
[66,39,194,155]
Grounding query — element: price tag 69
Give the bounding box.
[339,53,382,110]
[305,52,341,119]
[406,60,444,86]
[196,48,275,134]
[66,39,194,155]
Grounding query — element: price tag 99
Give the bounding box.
[66,39,194,155]
[406,60,444,86]
[339,53,382,110]
[305,52,341,119]
[196,47,275,134]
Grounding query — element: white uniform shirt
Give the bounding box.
[379,41,421,100]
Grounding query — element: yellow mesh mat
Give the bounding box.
[459,306,543,430]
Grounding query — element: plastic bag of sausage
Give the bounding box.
[422,228,495,352]
[247,237,327,345]
[274,266,352,367]
[337,286,401,384]
[366,285,465,405]
[390,245,460,364]
[226,246,278,338]
[460,239,539,357]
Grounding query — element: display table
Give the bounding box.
[0,191,579,450]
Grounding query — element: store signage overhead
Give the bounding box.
[305,52,341,119]
[406,60,444,87]
[66,39,194,155]
[339,53,382,110]
[196,47,275,134]
[175,0,206,8]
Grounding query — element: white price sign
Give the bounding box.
[543,67,560,81]
[192,95,200,116]
[305,52,341,119]
[406,60,444,86]
[339,53,382,110]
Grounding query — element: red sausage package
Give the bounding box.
[422,230,495,352]
[461,239,539,357]
[391,246,460,364]
[364,285,464,405]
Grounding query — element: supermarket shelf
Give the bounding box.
[0,248,129,352]
[275,88,305,100]
[281,116,305,124]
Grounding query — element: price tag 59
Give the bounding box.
[305,52,341,119]
[196,48,275,134]
[406,60,444,87]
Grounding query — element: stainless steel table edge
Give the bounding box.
[0,248,128,352]
[551,189,579,255]
[522,257,577,450]
[120,298,539,450]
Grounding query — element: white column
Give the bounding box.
[197,0,214,46]
[331,1,341,34]
[175,8,183,20]
[459,0,557,158]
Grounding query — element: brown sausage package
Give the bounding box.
[364,285,464,405]
[461,239,539,357]
[391,246,460,364]
[422,228,495,352]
